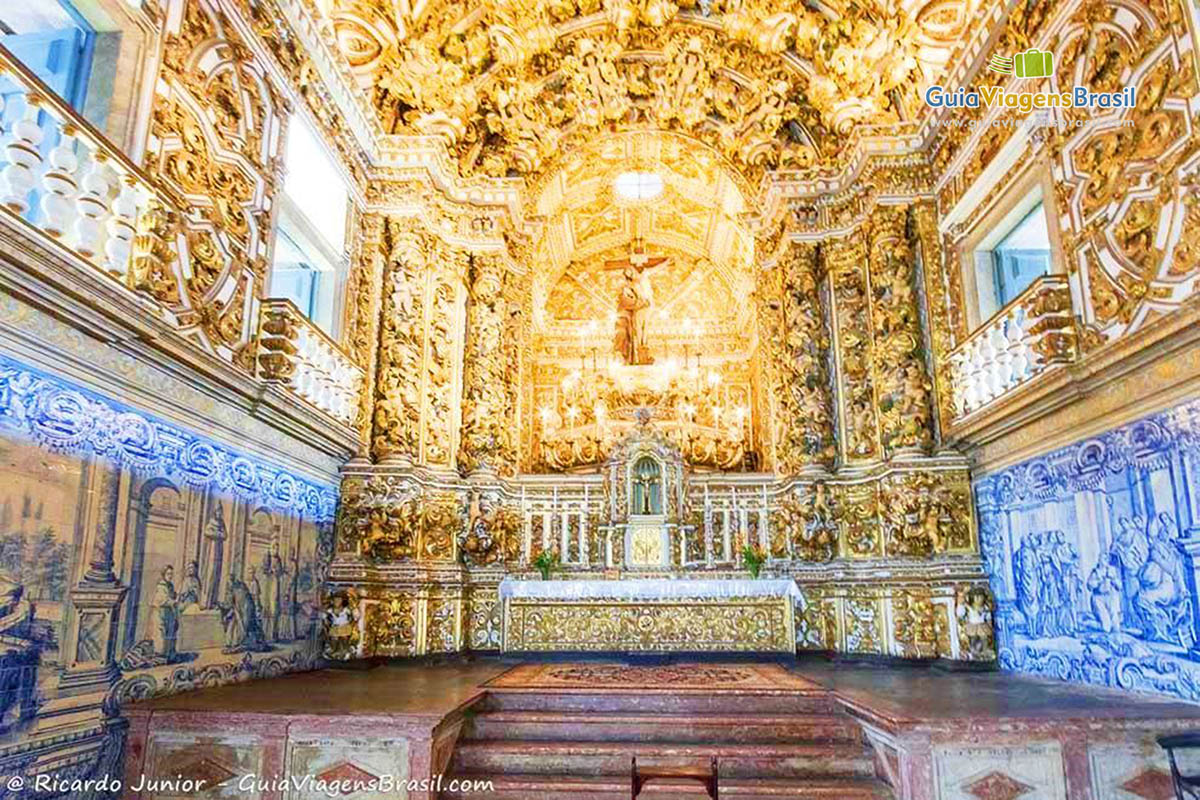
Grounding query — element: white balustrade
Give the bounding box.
[1,100,43,213]
[948,276,1076,420]
[0,49,158,284]
[258,300,365,426]
[105,178,140,277]
[39,126,78,237]
[73,151,111,258]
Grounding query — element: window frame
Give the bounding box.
[958,164,1064,332]
[266,115,354,342]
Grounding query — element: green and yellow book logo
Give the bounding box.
[988,48,1054,78]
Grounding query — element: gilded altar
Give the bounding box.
[499,579,802,653]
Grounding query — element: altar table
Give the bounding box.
[499,578,804,653]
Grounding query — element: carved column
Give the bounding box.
[347,213,387,460]
[420,241,468,469]
[826,230,881,463]
[459,252,510,476]
[59,459,128,697]
[371,219,426,464]
[866,204,934,456]
[911,201,955,439]
[777,241,836,471]
[500,274,528,474]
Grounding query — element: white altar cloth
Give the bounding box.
[499,578,805,611]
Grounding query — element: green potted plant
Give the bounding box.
[532,549,559,580]
[741,544,767,579]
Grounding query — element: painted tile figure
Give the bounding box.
[220,569,269,653]
[150,565,180,662]
[976,398,1200,701]
[0,357,337,738]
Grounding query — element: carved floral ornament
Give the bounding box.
[318,0,976,179]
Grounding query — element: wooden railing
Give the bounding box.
[948,275,1078,419]
[258,299,364,426]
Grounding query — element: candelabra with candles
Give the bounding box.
[535,315,750,469]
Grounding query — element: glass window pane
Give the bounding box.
[0,0,103,120]
[271,203,338,333]
[271,117,349,335]
[991,202,1051,307]
[282,119,349,254]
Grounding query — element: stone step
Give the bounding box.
[478,690,838,715]
[441,773,893,799]
[450,739,877,779]
[466,710,862,744]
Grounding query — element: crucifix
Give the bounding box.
[604,237,669,365]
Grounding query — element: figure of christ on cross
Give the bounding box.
[604,239,669,366]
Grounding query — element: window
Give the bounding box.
[614,171,664,201]
[971,187,1052,321]
[0,0,121,131]
[269,117,350,336]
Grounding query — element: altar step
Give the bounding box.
[441,686,893,800]
[478,689,837,715]
[469,710,862,744]
[443,774,891,799]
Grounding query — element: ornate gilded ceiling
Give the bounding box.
[319,0,978,181]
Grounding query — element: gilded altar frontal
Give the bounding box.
[2,0,1200,792]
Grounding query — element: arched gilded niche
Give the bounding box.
[631,455,663,516]
[521,132,785,473]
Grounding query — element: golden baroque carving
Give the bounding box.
[880,471,972,557]
[466,585,503,650]
[867,205,933,454]
[891,587,938,659]
[148,0,285,358]
[364,592,417,657]
[460,253,518,475]
[826,232,880,461]
[766,242,836,472]
[502,596,796,652]
[423,247,468,467]
[912,202,955,434]
[372,219,426,462]
[772,481,839,562]
[460,489,523,566]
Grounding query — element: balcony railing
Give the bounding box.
[0,43,177,293]
[258,299,364,427]
[1,44,366,431]
[948,275,1078,419]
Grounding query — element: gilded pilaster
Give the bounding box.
[460,252,513,476]
[421,241,468,469]
[348,213,387,457]
[911,202,956,436]
[866,205,934,456]
[826,231,881,463]
[372,219,426,463]
[772,242,837,472]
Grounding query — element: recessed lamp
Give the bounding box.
[613,171,663,201]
